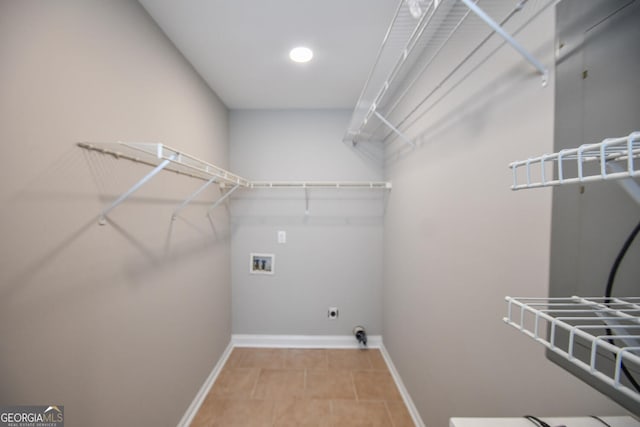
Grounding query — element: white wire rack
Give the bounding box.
[78,142,392,223]
[344,0,551,146]
[78,141,251,186]
[510,132,640,190]
[504,296,640,406]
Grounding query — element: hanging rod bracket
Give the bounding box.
[459,0,549,86]
[304,187,310,215]
[374,111,414,147]
[98,152,178,225]
[172,176,217,220]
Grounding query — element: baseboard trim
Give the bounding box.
[232,334,383,348]
[379,344,426,427]
[176,340,234,427]
[177,335,425,427]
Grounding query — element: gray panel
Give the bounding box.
[550,0,640,415]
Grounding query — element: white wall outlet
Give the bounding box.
[277,230,286,244]
[328,307,339,319]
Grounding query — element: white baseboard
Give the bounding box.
[379,344,426,427]
[176,340,234,427]
[232,334,383,348]
[177,335,425,427]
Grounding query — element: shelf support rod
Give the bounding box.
[207,184,240,215]
[606,162,640,206]
[305,188,310,215]
[459,0,548,85]
[172,176,217,220]
[98,153,177,225]
[374,111,414,147]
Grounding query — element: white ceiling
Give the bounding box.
[138,0,399,110]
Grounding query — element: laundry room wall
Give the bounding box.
[229,110,385,336]
[379,3,629,427]
[0,1,231,426]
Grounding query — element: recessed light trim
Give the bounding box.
[289,46,313,63]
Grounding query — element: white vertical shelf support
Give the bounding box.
[607,162,640,206]
[304,187,310,215]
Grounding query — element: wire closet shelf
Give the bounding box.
[510,131,640,190]
[78,142,392,223]
[504,296,640,405]
[344,0,551,146]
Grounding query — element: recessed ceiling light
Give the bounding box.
[289,46,313,63]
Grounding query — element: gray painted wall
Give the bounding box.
[229,110,384,335]
[0,2,231,426]
[380,4,629,427]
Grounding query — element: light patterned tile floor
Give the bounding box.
[190,348,415,427]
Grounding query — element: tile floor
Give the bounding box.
[190,347,415,427]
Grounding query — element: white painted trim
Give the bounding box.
[379,343,426,427]
[176,340,234,427]
[231,334,383,348]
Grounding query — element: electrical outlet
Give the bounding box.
[328,307,339,319]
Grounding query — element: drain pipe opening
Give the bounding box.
[353,325,367,347]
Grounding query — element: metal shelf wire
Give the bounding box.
[509,131,640,190]
[504,296,640,406]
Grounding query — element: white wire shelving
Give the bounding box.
[504,296,640,406]
[344,0,551,146]
[78,142,391,224]
[510,131,640,191]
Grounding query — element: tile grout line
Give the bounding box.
[350,370,360,401]
[249,367,261,399]
[384,400,398,427]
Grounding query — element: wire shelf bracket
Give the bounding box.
[207,184,240,216]
[97,152,176,226]
[459,0,548,86]
[172,176,218,220]
[504,296,640,409]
